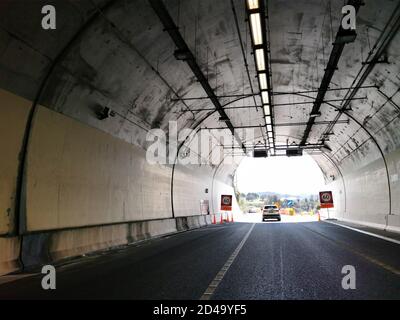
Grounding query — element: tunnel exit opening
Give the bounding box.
[233,153,328,223]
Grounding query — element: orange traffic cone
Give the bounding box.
[212,214,216,224]
[220,213,224,224]
[231,213,234,223]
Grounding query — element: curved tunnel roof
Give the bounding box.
[1,0,400,193]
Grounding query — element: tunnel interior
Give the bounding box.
[0,0,400,277]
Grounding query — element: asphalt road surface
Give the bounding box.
[0,221,399,299]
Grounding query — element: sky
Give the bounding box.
[235,154,326,195]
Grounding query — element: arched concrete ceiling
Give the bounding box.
[1,0,399,182]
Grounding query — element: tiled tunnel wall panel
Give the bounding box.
[0,89,31,275]
[25,106,172,231]
[24,104,238,229]
[173,164,213,217]
[0,89,30,235]
[25,106,234,232]
[0,96,234,275]
[327,145,400,232]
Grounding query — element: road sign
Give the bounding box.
[200,200,209,215]
[221,195,232,211]
[319,191,334,208]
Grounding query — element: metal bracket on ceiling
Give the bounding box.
[362,55,389,65]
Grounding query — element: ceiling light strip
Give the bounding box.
[246,0,275,152]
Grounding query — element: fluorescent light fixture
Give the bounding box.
[250,13,263,45]
[247,0,259,10]
[310,112,321,118]
[335,30,357,44]
[174,49,190,61]
[262,91,269,104]
[255,49,265,71]
[265,116,271,125]
[218,116,229,122]
[263,105,270,116]
[267,124,272,131]
[259,73,268,90]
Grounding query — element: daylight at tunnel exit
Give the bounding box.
[0,0,399,310]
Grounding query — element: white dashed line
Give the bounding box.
[200,223,255,300]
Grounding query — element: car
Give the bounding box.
[262,205,281,222]
[248,207,258,213]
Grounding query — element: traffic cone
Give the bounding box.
[318,212,321,221]
[220,213,224,224]
[231,213,234,223]
[212,214,216,224]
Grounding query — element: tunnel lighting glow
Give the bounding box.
[262,91,269,104]
[265,116,271,125]
[250,13,263,45]
[255,49,265,71]
[259,73,268,90]
[267,124,272,131]
[247,0,259,10]
[310,112,321,118]
[263,105,270,116]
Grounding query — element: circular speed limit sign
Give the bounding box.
[319,191,334,208]
[321,193,332,202]
[221,195,232,211]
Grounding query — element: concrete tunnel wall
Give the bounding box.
[0,88,239,275]
[0,0,248,275]
[319,137,400,233]
[1,0,400,276]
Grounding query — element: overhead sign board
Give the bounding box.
[319,191,334,208]
[221,195,233,211]
[286,149,303,157]
[253,150,268,158]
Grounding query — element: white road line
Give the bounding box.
[324,220,400,245]
[199,223,255,300]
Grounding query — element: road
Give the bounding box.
[0,220,399,299]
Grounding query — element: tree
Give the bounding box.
[271,194,279,204]
[246,193,259,201]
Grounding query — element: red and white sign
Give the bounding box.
[220,195,232,211]
[319,191,334,209]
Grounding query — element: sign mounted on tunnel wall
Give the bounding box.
[221,195,233,211]
[319,191,334,209]
[200,200,209,215]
